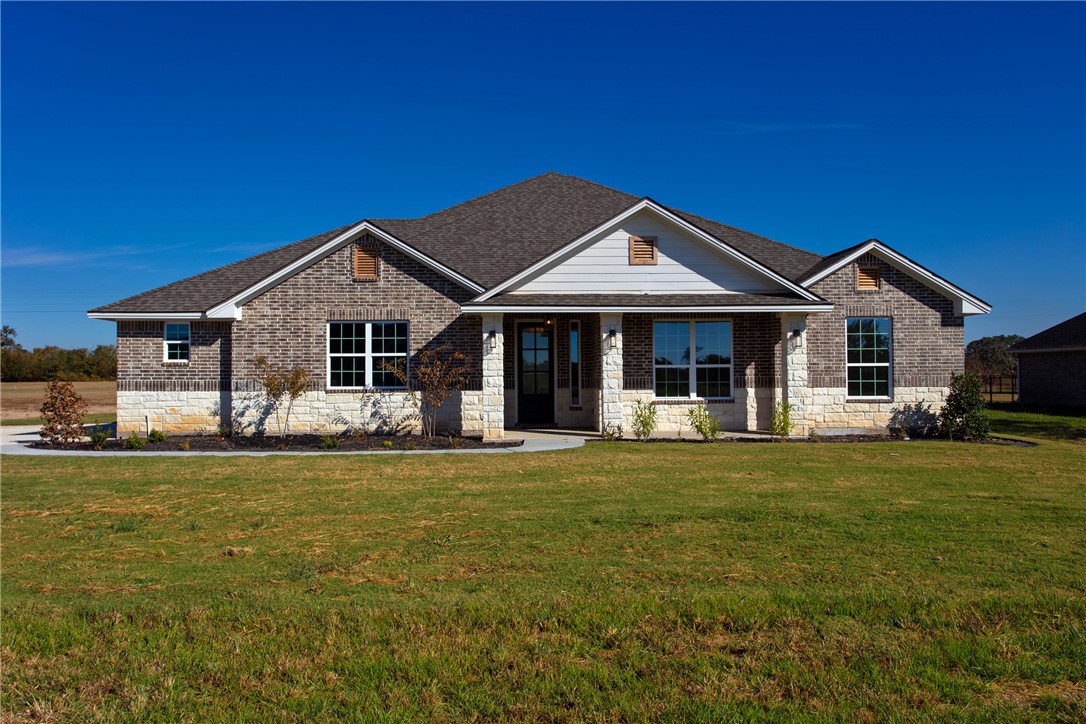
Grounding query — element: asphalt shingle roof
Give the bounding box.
[1010,312,1086,352]
[91,172,829,314]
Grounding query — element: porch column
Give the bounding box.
[600,313,624,436]
[781,313,810,436]
[481,313,505,440]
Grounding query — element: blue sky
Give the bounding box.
[2,1,1083,349]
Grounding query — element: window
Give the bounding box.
[569,320,581,407]
[328,321,408,389]
[353,246,379,280]
[653,320,732,399]
[846,317,891,398]
[857,266,880,290]
[629,235,658,265]
[164,323,190,362]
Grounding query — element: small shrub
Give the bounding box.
[446,432,463,449]
[383,440,394,449]
[216,424,233,439]
[770,401,795,441]
[320,435,341,449]
[405,442,417,451]
[939,372,990,441]
[687,404,721,442]
[124,433,147,451]
[88,425,110,450]
[253,356,311,435]
[147,429,167,443]
[178,440,190,451]
[631,399,657,442]
[39,381,87,444]
[601,424,623,442]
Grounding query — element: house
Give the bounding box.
[88,172,991,439]
[1010,312,1086,407]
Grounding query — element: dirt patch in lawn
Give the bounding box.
[33,433,522,453]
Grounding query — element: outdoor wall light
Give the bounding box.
[487,330,497,350]
[791,328,804,348]
[608,329,618,349]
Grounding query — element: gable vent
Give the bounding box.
[857,265,880,290]
[629,235,658,265]
[353,243,379,280]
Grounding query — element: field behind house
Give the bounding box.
[0,381,116,425]
[3,413,1084,720]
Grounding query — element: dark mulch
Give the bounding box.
[34,433,523,453]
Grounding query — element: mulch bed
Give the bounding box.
[34,434,523,453]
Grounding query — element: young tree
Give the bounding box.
[385,344,467,437]
[39,380,88,444]
[253,356,311,435]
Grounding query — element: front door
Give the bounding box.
[517,322,554,426]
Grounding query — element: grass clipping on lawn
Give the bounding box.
[2,437,1084,720]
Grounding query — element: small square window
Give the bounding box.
[164,323,190,362]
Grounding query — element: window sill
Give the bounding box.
[162,361,190,365]
[326,387,408,394]
[845,397,893,403]
[652,397,734,405]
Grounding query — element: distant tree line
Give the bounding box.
[965,334,1025,378]
[1,326,116,381]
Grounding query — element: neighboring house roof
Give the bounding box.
[1010,312,1086,353]
[87,172,985,319]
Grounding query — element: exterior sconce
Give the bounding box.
[791,328,803,347]
[608,329,618,349]
[487,330,497,350]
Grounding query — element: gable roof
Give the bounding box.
[1010,311,1086,353]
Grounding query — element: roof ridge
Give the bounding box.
[415,172,564,224]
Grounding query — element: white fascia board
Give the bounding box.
[801,240,992,315]
[87,311,213,321]
[472,199,822,303]
[204,222,484,318]
[462,304,834,314]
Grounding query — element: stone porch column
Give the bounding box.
[600,313,624,436]
[481,313,504,440]
[781,313,810,436]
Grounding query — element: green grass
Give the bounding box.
[0,412,116,427]
[988,403,1086,443]
[3,432,1084,719]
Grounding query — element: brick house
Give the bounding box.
[89,173,991,438]
[1010,312,1086,407]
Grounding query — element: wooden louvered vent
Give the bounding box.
[353,244,379,280]
[857,266,880,290]
[628,235,658,265]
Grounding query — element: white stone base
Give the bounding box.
[118,389,485,437]
[805,386,948,436]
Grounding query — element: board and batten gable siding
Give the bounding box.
[513,211,788,295]
[806,253,965,391]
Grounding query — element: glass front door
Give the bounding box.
[517,322,554,426]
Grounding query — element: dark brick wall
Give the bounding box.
[621,312,781,391]
[117,321,232,391]
[808,254,964,389]
[1018,351,1086,406]
[233,242,480,390]
[502,314,600,392]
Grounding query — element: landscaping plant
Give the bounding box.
[631,399,657,441]
[253,356,311,435]
[147,429,167,444]
[687,403,721,442]
[939,371,990,441]
[38,380,87,444]
[770,401,795,440]
[384,344,466,437]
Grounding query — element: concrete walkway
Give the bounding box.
[0,425,594,457]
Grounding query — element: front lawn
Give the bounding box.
[3,439,1083,720]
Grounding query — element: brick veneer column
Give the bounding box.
[600,313,624,435]
[782,313,810,436]
[481,314,505,440]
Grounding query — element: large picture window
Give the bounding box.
[846,317,892,398]
[328,321,408,389]
[653,320,732,399]
[164,323,190,362]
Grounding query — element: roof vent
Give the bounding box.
[629,236,658,266]
[857,265,880,290]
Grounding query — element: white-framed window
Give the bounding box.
[328,321,408,389]
[569,320,581,407]
[653,320,733,399]
[846,317,892,398]
[164,323,190,362]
